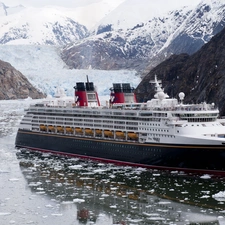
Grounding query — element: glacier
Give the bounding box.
[0,45,140,101]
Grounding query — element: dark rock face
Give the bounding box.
[135,27,225,116]
[0,60,45,100]
[61,39,144,70]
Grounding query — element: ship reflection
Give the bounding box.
[77,207,97,223]
[17,150,223,225]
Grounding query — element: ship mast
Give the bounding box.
[150,75,169,100]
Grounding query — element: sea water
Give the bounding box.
[0,99,225,225]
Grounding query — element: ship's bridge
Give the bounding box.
[146,98,178,110]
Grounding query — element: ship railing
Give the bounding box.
[146,103,217,112]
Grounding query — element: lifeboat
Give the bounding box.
[128,132,138,139]
[40,124,46,131]
[75,127,83,134]
[95,129,102,135]
[57,126,64,132]
[65,127,73,133]
[48,125,55,132]
[104,130,113,137]
[116,131,125,138]
[85,128,93,135]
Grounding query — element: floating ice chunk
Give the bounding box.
[200,174,211,179]
[68,165,82,169]
[200,195,210,198]
[55,183,63,187]
[147,217,165,221]
[37,187,44,191]
[201,190,210,194]
[73,198,85,203]
[101,194,109,197]
[8,178,19,181]
[212,191,225,201]
[0,212,11,216]
[26,221,35,224]
[36,191,46,195]
[79,177,94,180]
[135,167,147,171]
[127,219,143,223]
[157,201,171,205]
[143,212,160,216]
[110,187,118,190]
[93,169,107,173]
[51,213,63,216]
[28,182,42,187]
[41,153,51,157]
[61,201,73,204]
[45,204,54,208]
[152,173,160,176]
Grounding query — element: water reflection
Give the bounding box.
[16,149,225,225]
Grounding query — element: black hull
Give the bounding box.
[15,129,225,175]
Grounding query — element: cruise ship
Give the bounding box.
[15,76,225,175]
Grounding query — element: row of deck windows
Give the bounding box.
[29,112,160,122]
[149,133,175,138]
[140,128,169,132]
[33,116,141,125]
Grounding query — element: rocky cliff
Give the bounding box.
[0,60,45,99]
[135,27,225,116]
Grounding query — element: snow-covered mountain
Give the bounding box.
[61,0,225,73]
[0,0,126,46]
[92,0,199,32]
[0,0,225,86]
[61,4,194,70]
[160,0,225,54]
[0,4,88,45]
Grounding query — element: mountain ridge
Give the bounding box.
[61,0,225,73]
[135,26,225,116]
[0,0,225,76]
[0,6,88,45]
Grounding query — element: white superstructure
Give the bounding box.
[19,76,225,146]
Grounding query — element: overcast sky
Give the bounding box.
[5,0,201,8]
